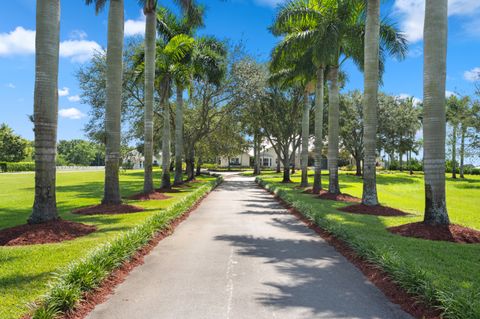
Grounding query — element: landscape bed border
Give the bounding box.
[256,176,479,319]
[26,175,223,319]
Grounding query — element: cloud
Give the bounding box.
[58,87,69,96]
[464,67,480,82]
[0,26,35,56]
[407,45,422,58]
[125,12,145,37]
[0,26,102,63]
[60,40,102,63]
[445,90,457,97]
[69,29,88,40]
[6,83,15,89]
[393,0,480,43]
[397,93,422,106]
[68,95,81,102]
[59,107,85,120]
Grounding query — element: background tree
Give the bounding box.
[422,0,449,225]
[29,0,60,224]
[0,124,29,162]
[57,139,103,166]
[339,91,363,176]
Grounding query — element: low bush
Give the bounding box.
[31,176,222,319]
[0,162,35,172]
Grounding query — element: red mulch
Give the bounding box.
[388,222,480,244]
[0,220,96,246]
[339,204,409,216]
[72,204,144,215]
[127,192,171,201]
[259,185,442,319]
[49,189,214,319]
[318,190,361,203]
[156,187,182,193]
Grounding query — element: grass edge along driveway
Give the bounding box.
[256,171,480,319]
[0,170,220,319]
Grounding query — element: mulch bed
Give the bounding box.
[259,185,442,319]
[388,222,480,244]
[72,204,144,215]
[156,187,182,193]
[318,190,361,203]
[0,220,96,246]
[339,204,409,216]
[51,189,214,319]
[127,192,171,201]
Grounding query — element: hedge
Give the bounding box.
[256,176,480,319]
[30,175,223,319]
[0,162,35,172]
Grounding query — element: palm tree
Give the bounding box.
[28,0,60,224]
[362,0,380,205]
[271,0,406,194]
[423,0,449,225]
[140,0,158,194]
[86,0,125,205]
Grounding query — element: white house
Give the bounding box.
[218,145,301,169]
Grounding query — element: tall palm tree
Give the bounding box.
[86,0,125,205]
[140,0,158,194]
[423,0,449,225]
[362,0,380,205]
[28,0,60,224]
[271,0,406,194]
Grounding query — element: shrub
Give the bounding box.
[0,162,35,172]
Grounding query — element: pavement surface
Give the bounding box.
[87,175,411,319]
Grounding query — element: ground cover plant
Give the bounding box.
[256,170,480,319]
[0,169,218,319]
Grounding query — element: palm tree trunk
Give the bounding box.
[313,67,324,193]
[29,0,60,224]
[253,132,259,175]
[362,0,380,205]
[423,0,450,225]
[460,125,465,178]
[282,147,291,183]
[255,137,261,175]
[300,89,310,187]
[143,5,156,194]
[174,85,184,185]
[102,0,124,205]
[327,66,340,194]
[161,94,171,189]
[451,124,457,178]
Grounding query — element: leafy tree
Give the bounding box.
[29,0,60,224]
[0,124,29,162]
[339,91,363,176]
[57,140,103,166]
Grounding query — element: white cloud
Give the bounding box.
[69,29,87,40]
[394,0,480,43]
[58,87,69,96]
[68,95,81,102]
[445,90,457,97]
[60,40,102,63]
[407,45,422,58]
[397,93,422,106]
[0,26,35,56]
[0,26,101,63]
[124,12,145,37]
[464,67,480,82]
[6,83,15,89]
[59,107,85,120]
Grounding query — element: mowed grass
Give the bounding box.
[257,170,480,311]
[0,169,215,319]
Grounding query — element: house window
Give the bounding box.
[230,157,240,165]
[262,157,272,167]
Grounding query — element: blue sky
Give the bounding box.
[0,0,479,141]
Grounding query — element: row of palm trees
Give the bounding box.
[269,0,450,226]
[29,0,223,224]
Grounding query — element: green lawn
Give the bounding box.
[257,170,480,317]
[0,169,215,319]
